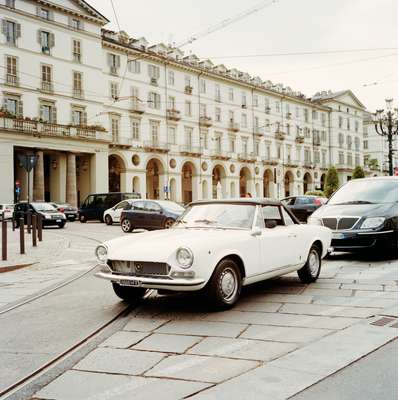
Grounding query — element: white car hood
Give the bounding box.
[105,228,246,261]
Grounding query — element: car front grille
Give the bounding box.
[322,217,360,231]
[108,260,170,277]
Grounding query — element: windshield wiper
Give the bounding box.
[193,219,218,224]
[334,200,375,205]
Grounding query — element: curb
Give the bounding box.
[0,262,36,273]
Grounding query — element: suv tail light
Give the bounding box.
[314,198,322,206]
[59,208,65,213]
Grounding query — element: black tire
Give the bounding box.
[297,244,322,283]
[121,218,133,233]
[112,282,146,302]
[69,217,76,222]
[205,258,242,309]
[105,214,113,225]
[58,222,66,229]
[164,218,175,229]
[79,214,87,223]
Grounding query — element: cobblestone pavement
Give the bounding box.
[0,222,124,309]
[33,249,398,400]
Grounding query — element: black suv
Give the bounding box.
[13,202,67,228]
[79,192,140,223]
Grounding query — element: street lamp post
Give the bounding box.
[374,99,398,176]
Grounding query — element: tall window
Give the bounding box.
[265,119,270,132]
[229,136,236,153]
[41,65,52,92]
[241,138,248,156]
[108,53,120,74]
[215,84,221,102]
[150,121,159,143]
[185,127,193,146]
[148,92,161,109]
[229,110,234,122]
[304,148,311,164]
[199,79,206,94]
[131,120,140,140]
[4,97,22,116]
[168,96,176,109]
[168,126,176,145]
[131,87,139,107]
[241,92,247,108]
[241,113,247,128]
[73,71,83,98]
[338,116,343,128]
[39,30,54,54]
[200,129,208,149]
[3,20,20,45]
[304,108,309,122]
[110,82,118,100]
[339,152,344,165]
[5,0,15,8]
[70,18,81,30]
[148,64,160,81]
[40,101,56,123]
[38,8,50,20]
[228,87,234,101]
[129,60,141,74]
[111,116,120,142]
[185,100,192,116]
[276,101,280,113]
[215,107,221,122]
[184,75,192,88]
[200,103,206,117]
[72,39,81,62]
[71,107,87,125]
[167,70,174,85]
[253,95,259,107]
[6,55,18,86]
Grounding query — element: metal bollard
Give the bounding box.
[20,218,25,254]
[32,214,37,247]
[12,217,15,232]
[37,214,43,242]
[27,211,32,234]
[2,220,7,261]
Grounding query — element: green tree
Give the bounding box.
[352,166,365,179]
[324,167,339,198]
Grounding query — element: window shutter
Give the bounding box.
[71,109,75,125]
[37,30,42,45]
[116,55,121,68]
[82,111,87,125]
[1,19,7,35]
[51,106,57,123]
[48,10,54,21]
[68,16,73,27]
[17,100,23,117]
[15,23,21,38]
[3,98,8,109]
[39,105,45,120]
[79,20,84,30]
[107,53,112,66]
[36,6,41,16]
[49,33,55,47]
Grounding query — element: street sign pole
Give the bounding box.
[17,154,38,203]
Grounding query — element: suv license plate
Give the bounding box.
[119,279,142,287]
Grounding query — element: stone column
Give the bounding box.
[33,150,45,201]
[66,153,77,207]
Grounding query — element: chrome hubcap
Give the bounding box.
[308,250,320,275]
[165,220,173,228]
[219,268,238,301]
[122,220,130,231]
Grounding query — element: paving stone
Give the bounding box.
[341,283,384,291]
[234,301,282,312]
[354,290,398,299]
[202,310,357,329]
[241,325,332,343]
[73,348,165,376]
[123,317,169,332]
[145,354,259,383]
[312,296,396,309]
[267,286,306,295]
[133,333,202,353]
[310,282,342,289]
[280,303,381,318]
[188,337,297,361]
[155,320,248,338]
[191,365,323,400]
[246,293,314,304]
[99,331,150,349]
[302,288,353,297]
[384,285,398,292]
[35,370,210,400]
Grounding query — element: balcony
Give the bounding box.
[143,140,170,153]
[254,126,263,136]
[275,131,286,141]
[73,88,84,99]
[110,134,132,148]
[262,156,279,166]
[228,121,240,132]
[41,81,53,93]
[0,116,110,142]
[185,85,193,95]
[199,115,213,127]
[150,77,158,86]
[303,161,313,169]
[166,108,181,121]
[6,73,19,87]
[210,149,231,161]
[130,102,145,115]
[238,152,256,163]
[284,159,299,168]
[313,137,321,146]
[295,134,305,144]
[179,144,202,157]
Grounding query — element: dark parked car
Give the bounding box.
[79,192,140,223]
[120,200,185,232]
[13,202,67,228]
[308,177,398,252]
[282,195,327,222]
[51,203,78,222]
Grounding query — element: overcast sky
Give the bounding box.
[92,0,398,111]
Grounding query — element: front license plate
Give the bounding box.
[56,219,61,223]
[332,232,345,240]
[119,279,142,287]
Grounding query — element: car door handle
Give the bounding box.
[288,233,297,238]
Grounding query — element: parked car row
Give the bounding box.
[13,202,67,228]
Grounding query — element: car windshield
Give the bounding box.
[329,180,398,205]
[31,203,57,211]
[155,201,185,213]
[176,203,255,229]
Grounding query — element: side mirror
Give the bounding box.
[250,227,262,237]
[265,220,277,229]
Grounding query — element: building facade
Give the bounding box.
[0,0,368,206]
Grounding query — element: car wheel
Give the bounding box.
[297,244,321,283]
[105,215,113,225]
[164,218,175,229]
[121,218,133,233]
[205,258,242,309]
[58,222,66,229]
[79,214,87,223]
[112,282,146,303]
[69,217,76,222]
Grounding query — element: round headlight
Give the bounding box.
[176,247,194,269]
[95,245,108,263]
[360,217,385,230]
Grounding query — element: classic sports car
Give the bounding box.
[95,199,332,308]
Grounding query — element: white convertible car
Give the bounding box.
[95,199,332,308]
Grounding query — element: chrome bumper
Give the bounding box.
[95,270,206,291]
